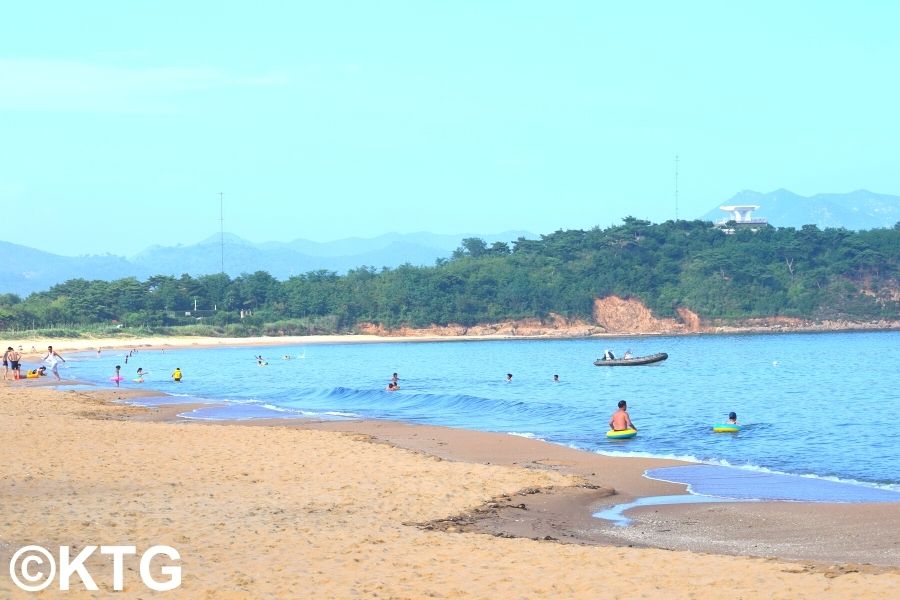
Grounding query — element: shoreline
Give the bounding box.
[5,319,899,358]
[35,381,900,567]
[2,384,898,598]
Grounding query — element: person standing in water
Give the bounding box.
[112,365,122,387]
[43,346,66,381]
[171,367,183,382]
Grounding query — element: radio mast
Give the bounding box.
[674,154,680,221]
[219,192,225,274]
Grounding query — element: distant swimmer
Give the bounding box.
[609,400,637,432]
[135,367,147,382]
[391,372,399,384]
[553,374,560,382]
[506,373,513,382]
[171,367,183,382]
[385,382,398,392]
[727,411,738,424]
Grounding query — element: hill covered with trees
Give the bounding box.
[1,218,897,337]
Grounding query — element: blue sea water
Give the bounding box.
[57,331,900,498]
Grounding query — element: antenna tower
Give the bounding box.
[674,154,680,221]
[219,192,225,274]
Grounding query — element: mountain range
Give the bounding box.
[3,189,898,298]
[700,189,900,230]
[0,231,534,298]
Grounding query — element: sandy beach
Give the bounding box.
[2,357,899,598]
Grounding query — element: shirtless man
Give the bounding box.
[6,347,21,380]
[2,347,12,380]
[609,400,637,432]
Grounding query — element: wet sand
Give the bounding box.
[2,382,898,598]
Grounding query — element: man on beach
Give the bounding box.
[43,346,66,381]
[609,400,637,432]
[6,346,21,380]
[3,346,12,380]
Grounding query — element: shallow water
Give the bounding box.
[58,331,900,495]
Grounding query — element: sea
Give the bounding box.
[56,330,900,503]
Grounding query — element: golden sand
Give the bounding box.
[1,381,897,599]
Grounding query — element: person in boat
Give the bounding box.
[727,411,738,424]
[623,349,633,359]
[609,400,637,432]
[603,349,615,361]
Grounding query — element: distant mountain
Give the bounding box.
[1,231,535,297]
[0,241,152,298]
[701,189,900,230]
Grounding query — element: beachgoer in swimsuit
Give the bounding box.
[8,348,22,380]
[2,347,11,380]
[609,400,637,432]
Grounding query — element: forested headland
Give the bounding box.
[1,218,898,338]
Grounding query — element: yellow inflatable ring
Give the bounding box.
[606,429,637,439]
[713,424,741,433]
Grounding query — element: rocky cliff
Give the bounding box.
[357,295,899,338]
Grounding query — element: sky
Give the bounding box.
[2,1,899,257]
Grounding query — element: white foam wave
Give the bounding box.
[507,432,540,439]
[642,458,900,494]
[593,448,900,493]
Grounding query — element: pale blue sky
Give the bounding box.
[2,1,898,256]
